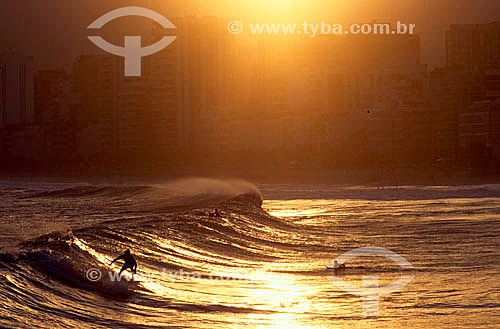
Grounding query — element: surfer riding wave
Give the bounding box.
[111,249,137,276]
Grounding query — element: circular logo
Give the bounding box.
[86,268,102,282]
[227,21,243,34]
[88,7,177,76]
[326,246,414,316]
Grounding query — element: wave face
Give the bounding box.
[0,178,289,329]
[0,181,499,329]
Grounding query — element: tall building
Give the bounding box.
[35,69,76,161]
[0,51,41,163]
[72,55,118,162]
[483,68,500,100]
[73,46,184,165]
[0,51,34,128]
[446,21,500,70]
[150,22,182,154]
[458,99,500,171]
[153,16,238,154]
[35,69,71,124]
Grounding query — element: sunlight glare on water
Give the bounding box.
[1,183,499,328]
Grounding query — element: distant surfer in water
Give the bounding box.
[210,209,222,217]
[333,260,345,269]
[326,260,346,270]
[111,249,137,276]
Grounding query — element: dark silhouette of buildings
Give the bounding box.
[1,19,500,177]
[446,21,500,70]
[0,51,39,168]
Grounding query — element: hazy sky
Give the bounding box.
[1,0,499,70]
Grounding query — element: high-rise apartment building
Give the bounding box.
[446,21,500,70]
[153,16,238,153]
[0,51,34,128]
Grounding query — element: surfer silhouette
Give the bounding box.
[210,209,222,217]
[111,249,137,276]
[326,260,346,270]
[332,260,345,269]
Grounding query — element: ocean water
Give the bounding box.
[0,178,499,329]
